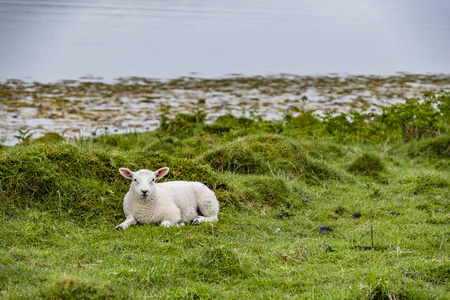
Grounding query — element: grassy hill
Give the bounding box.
[0,91,449,299]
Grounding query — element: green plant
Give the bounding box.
[378,95,442,140]
[14,129,34,144]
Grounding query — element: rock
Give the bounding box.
[319,225,333,234]
[352,212,362,218]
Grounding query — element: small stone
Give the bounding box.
[389,211,401,216]
[352,212,362,218]
[319,225,333,234]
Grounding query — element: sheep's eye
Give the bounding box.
[134,179,139,183]
[151,179,155,183]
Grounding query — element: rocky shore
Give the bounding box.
[1,73,449,145]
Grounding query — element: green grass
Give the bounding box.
[1,91,449,299]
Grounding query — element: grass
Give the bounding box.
[1,91,449,299]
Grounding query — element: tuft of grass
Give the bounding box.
[347,152,385,179]
[405,261,450,287]
[196,244,251,282]
[237,175,292,208]
[37,275,128,299]
[400,171,449,195]
[408,134,450,159]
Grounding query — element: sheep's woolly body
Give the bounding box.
[124,181,218,225]
[116,168,219,229]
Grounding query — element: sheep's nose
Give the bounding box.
[141,190,149,195]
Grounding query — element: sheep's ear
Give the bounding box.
[154,167,169,180]
[119,168,134,180]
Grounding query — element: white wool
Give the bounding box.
[116,167,219,229]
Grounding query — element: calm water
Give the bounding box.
[0,0,449,81]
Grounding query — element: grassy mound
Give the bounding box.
[235,175,292,208]
[347,152,385,178]
[408,134,450,158]
[200,133,341,184]
[400,171,450,194]
[0,142,237,221]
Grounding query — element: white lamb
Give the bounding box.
[115,167,219,229]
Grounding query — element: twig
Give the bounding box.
[57,190,61,216]
[370,209,374,249]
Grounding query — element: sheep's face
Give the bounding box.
[119,167,169,199]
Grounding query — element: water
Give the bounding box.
[1,0,449,81]
[1,1,450,145]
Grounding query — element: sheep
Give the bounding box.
[115,167,219,229]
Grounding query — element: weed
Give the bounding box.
[14,129,34,144]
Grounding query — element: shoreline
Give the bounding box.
[1,73,449,146]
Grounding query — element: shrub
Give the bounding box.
[205,113,255,135]
[159,109,207,137]
[377,95,443,140]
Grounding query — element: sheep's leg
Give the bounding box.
[160,220,173,227]
[160,208,182,227]
[192,215,218,225]
[116,215,137,230]
[160,220,186,227]
[194,191,219,225]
